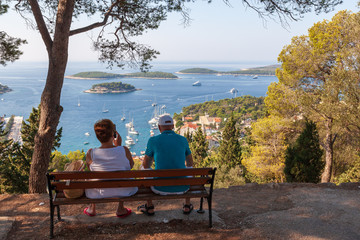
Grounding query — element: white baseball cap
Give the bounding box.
[158,115,174,126]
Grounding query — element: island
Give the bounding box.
[123,71,178,79]
[84,82,140,94]
[65,71,123,80]
[177,64,280,76]
[66,71,178,80]
[0,83,12,94]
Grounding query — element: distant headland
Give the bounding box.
[0,83,12,94]
[65,71,178,80]
[176,64,280,76]
[84,82,140,94]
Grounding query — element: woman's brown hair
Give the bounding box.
[94,119,115,143]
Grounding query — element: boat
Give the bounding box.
[140,151,145,155]
[84,142,89,145]
[192,80,201,86]
[102,103,109,113]
[84,132,90,136]
[77,97,80,107]
[252,75,258,79]
[120,108,126,121]
[125,138,135,145]
[128,127,139,135]
[230,88,239,94]
[125,120,134,128]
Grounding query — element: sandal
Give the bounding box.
[83,207,96,217]
[183,204,193,215]
[137,204,155,216]
[116,208,132,218]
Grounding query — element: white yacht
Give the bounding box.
[192,80,201,86]
[230,88,239,94]
[125,121,134,128]
[102,103,109,113]
[125,138,135,145]
[84,132,90,136]
[253,75,258,79]
[128,127,139,135]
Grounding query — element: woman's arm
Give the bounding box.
[113,131,122,146]
[86,148,93,170]
[124,146,134,168]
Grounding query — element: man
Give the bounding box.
[138,115,194,216]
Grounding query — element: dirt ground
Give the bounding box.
[1,183,360,240]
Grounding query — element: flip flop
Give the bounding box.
[137,204,155,216]
[83,207,96,217]
[116,208,132,218]
[183,204,193,215]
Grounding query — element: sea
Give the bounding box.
[0,61,278,156]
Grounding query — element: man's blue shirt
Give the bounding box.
[145,130,191,192]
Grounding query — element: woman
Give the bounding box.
[84,119,137,218]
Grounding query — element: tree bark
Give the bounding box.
[321,119,334,183]
[29,0,75,193]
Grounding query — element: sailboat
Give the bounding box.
[102,103,109,113]
[120,109,126,121]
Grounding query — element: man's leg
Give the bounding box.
[138,200,155,215]
[183,198,193,214]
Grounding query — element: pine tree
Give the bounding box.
[0,107,62,193]
[284,120,324,183]
[21,106,62,161]
[218,114,242,170]
[0,119,30,193]
[189,127,208,167]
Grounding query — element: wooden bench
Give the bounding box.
[46,167,216,238]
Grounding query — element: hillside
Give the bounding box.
[178,64,280,75]
[1,183,360,239]
[173,95,266,128]
[124,71,178,79]
[66,71,177,79]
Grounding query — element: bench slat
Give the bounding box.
[50,168,214,180]
[53,189,209,206]
[52,177,211,190]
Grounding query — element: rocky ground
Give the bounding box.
[1,183,360,240]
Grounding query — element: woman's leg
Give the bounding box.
[84,203,96,216]
[116,201,127,215]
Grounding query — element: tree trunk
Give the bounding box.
[321,119,334,183]
[28,0,75,193]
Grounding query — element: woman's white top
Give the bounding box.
[85,146,138,199]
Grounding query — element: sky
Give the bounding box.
[1,1,359,65]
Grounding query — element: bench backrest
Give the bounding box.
[47,168,216,191]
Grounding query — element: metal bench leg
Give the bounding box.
[207,197,213,228]
[50,206,55,239]
[197,197,205,213]
[56,206,61,221]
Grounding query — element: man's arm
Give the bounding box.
[142,155,153,169]
[185,154,193,167]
